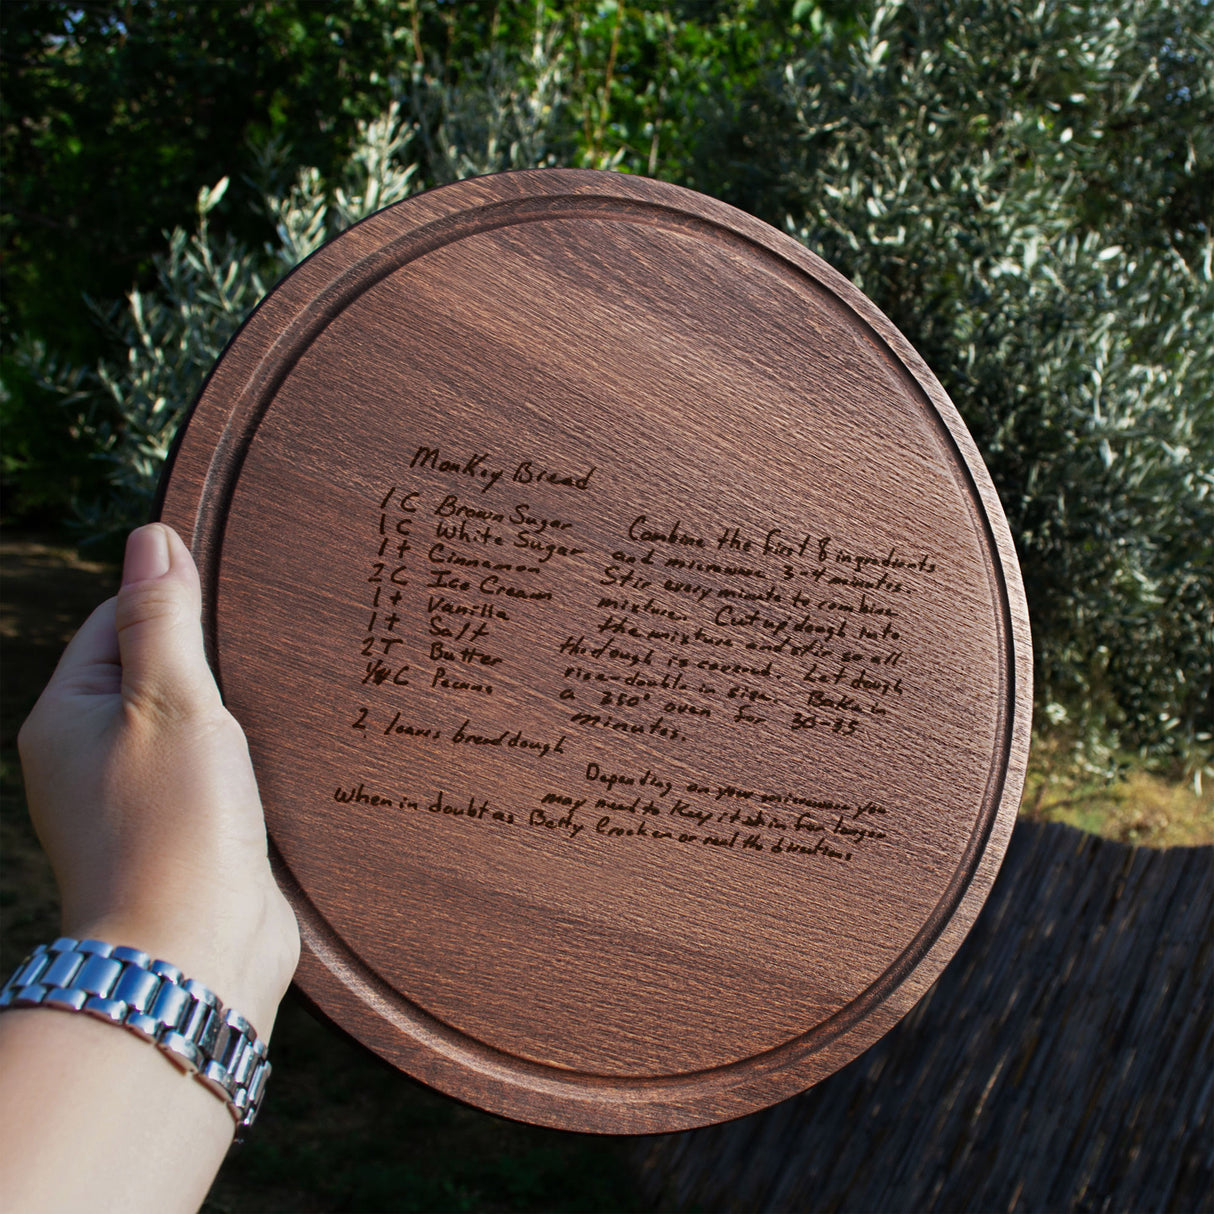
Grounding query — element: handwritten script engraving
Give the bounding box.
[338,438,954,871]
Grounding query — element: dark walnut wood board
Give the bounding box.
[158,169,1032,1134]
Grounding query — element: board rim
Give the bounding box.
[158,168,1033,1133]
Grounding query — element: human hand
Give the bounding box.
[16,523,299,1034]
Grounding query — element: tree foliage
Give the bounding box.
[4,0,1211,772]
[1,0,811,523]
[770,0,1213,769]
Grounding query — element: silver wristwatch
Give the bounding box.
[0,936,271,1133]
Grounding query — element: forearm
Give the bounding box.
[0,1008,236,1213]
[0,908,292,1214]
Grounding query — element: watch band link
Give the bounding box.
[0,937,270,1132]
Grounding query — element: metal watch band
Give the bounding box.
[0,936,271,1132]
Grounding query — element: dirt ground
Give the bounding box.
[0,534,120,970]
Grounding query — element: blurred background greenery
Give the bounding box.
[1,2,1211,1207]
[4,0,1210,783]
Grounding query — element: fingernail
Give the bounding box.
[123,525,171,585]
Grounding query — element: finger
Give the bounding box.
[42,597,122,699]
[114,524,223,720]
[20,598,122,766]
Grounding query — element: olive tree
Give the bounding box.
[771,0,1212,771]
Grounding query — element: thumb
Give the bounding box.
[115,523,223,720]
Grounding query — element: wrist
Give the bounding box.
[1,936,272,1132]
[65,896,297,1039]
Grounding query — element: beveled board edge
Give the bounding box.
[159,168,1033,1134]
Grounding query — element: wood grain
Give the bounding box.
[158,169,1032,1133]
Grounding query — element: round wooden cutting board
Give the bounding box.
[158,169,1031,1133]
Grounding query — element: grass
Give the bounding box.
[1020,735,1213,848]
